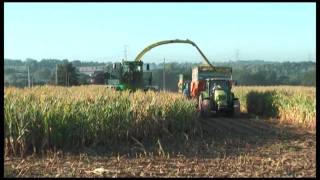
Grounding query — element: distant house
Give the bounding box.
[5,65,27,72]
[77,66,107,76]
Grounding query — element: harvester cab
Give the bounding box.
[107,60,151,91]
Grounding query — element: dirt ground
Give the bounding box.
[4,115,316,177]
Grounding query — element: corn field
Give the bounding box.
[4,85,316,157]
[4,85,197,156]
[233,86,316,130]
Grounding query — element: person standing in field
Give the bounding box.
[183,81,190,98]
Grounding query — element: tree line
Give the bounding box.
[4,58,316,90]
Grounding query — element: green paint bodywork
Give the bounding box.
[202,91,210,99]
[200,79,237,112]
[108,61,144,91]
[214,89,228,107]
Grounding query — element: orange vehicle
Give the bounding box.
[190,80,206,99]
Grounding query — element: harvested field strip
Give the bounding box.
[234,119,280,135]
[200,118,254,136]
[199,117,286,138]
[219,118,279,135]
[198,119,230,135]
[5,131,316,178]
[236,118,277,130]
[4,114,316,177]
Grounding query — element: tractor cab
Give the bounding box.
[198,75,240,117]
[205,78,236,96]
[204,78,232,111]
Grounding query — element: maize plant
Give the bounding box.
[4,85,315,157]
[234,86,316,130]
[4,85,197,156]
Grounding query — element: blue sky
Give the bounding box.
[4,3,316,63]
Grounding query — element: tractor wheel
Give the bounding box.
[202,99,212,117]
[198,95,204,117]
[233,99,240,117]
[199,95,211,117]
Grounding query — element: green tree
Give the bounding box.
[53,63,79,86]
[26,58,38,73]
[33,68,52,82]
[301,70,316,86]
[78,73,91,85]
[7,74,18,86]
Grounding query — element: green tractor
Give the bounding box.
[198,78,240,117]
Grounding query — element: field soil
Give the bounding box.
[4,114,316,177]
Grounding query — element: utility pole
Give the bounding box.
[308,53,311,61]
[124,45,128,61]
[55,64,58,85]
[67,72,69,87]
[236,49,240,61]
[163,58,166,92]
[28,66,31,88]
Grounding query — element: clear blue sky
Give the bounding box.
[4,3,316,63]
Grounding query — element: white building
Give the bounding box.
[77,66,107,76]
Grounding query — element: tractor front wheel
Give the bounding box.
[199,95,211,117]
[233,99,240,117]
[198,95,204,116]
